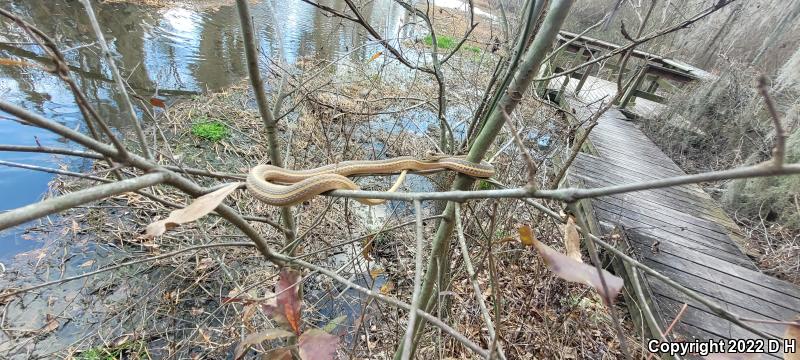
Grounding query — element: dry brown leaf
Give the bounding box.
[149,97,166,108]
[786,318,800,360]
[276,270,302,335]
[526,232,623,304]
[233,328,294,360]
[71,220,80,235]
[198,328,212,344]
[361,236,374,261]
[564,215,583,263]
[0,58,44,69]
[369,267,384,279]
[78,260,95,268]
[367,51,383,64]
[41,315,58,334]
[242,303,257,324]
[146,182,241,237]
[379,281,395,295]
[518,225,535,247]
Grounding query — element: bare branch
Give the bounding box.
[0,172,169,230]
[78,0,151,159]
[454,203,506,360]
[400,200,425,360]
[275,254,490,357]
[326,161,800,203]
[0,242,255,300]
[758,75,787,167]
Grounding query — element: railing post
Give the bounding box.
[618,65,648,109]
[556,47,586,100]
[536,48,562,97]
[574,50,595,94]
[645,76,660,93]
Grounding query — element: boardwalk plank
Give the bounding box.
[563,75,800,352]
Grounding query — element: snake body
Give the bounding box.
[247,156,494,206]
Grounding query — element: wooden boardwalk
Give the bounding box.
[562,77,800,358]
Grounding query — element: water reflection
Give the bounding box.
[0,0,407,258]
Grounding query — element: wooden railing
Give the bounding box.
[537,30,714,110]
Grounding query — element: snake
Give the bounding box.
[246,156,495,206]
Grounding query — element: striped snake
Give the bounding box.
[246,156,495,206]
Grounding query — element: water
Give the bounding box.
[0,0,409,260]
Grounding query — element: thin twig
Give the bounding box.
[757,75,786,167]
[78,0,152,159]
[454,204,507,360]
[0,242,255,300]
[400,200,425,360]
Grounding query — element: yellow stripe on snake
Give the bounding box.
[247,156,495,206]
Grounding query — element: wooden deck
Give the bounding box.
[561,77,800,358]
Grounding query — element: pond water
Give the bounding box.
[0,0,414,260]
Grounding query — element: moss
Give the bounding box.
[477,180,493,190]
[191,119,229,142]
[422,34,455,49]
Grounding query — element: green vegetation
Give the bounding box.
[78,340,148,360]
[422,35,480,54]
[191,119,229,142]
[422,34,455,49]
[463,45,481,54]
[477,180,493,190]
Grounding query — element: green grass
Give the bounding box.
[422,34,456,49]
[422,35,481,55]
[463,45,482,54]
[191,119,229,142]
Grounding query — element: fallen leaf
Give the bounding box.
[78,260,95,268]
[71,220,80,235]
[379,281,395,295]
[0,58,43,69]
[242,304,256,323]
[526,232,623,304]
[323,315,347,333]
[786,318,800,360]
[111,334,132,347]
[41,315,58,334]
[190,307,204,316]
[361,236,374,261]
[369,267,384,279]
[518,225,535,247]
[149,97,166,108]
[367,51,383,64]
[146,182,242,237]
[233,328,294,360]
[198,328,212,344]
[195,257,214,271]
[298,328,338,360]
[276,269,302,334]
[564,215,583,263]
